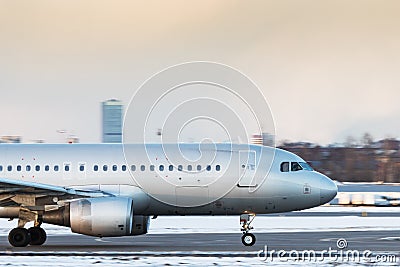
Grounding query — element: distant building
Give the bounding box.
[102,99,123,143]
[0,136,21,143]
[251,133,274,146]
[66,136,80,144]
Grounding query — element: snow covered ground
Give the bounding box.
[0,206,399,266]
[0,206,399,236]
[0,255,397,266]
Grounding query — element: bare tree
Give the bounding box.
[361,132,374,148]
[345,135,357,148]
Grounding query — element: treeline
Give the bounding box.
[278,134,400,182]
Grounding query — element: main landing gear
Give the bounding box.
[240,213,256,246]
[8,213,47,247]
[8,227,47,247]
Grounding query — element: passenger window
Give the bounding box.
[291,162,303,172]
[26,165,31,172]
[93,165,99,171]
[159,165,164,171]
[131,165,136,171]
[64,165,70,172]
[216,165,221,171]
[112,165,117,171]
[178,165,183,171]
[280,162,289,172]
[187,165,192,171]
[150,165,155,171]
[0,165,2,171]
[169,165,173,171]
[206,165,211,171]
[140,165,145,171]
[197,165,201,171]
[35,165,40,171]
[122,165,127,171]
[45,165,50,171]
[103,165,108,171]
[17,165,22,172]
[80,165,85,172]
[54,165,59,172]
[7,165,12,172]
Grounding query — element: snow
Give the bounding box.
[0,206,400,236]
[302,205,400,213]
[148,215,400,234]
[0,206,399,266]
[0,256,394,267]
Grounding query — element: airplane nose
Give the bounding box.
[319,176,338,205]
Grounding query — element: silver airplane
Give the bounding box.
[0,143,337,247]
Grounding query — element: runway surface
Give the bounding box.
[0,231,399,256]
[1,209,399,266]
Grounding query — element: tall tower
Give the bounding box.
[102,99,123,143]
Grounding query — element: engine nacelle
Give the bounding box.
[43,197,150,237]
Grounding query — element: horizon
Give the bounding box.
[0,134,397,147]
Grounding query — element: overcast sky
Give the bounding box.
[1,0,399,145]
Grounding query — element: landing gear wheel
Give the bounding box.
[8,228,31,247]
[28,227,47,246]
[241,233,256,246]
[240,213,256,246]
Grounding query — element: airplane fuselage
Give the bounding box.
[0,143,337,216]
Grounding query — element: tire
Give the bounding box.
[241,233,256,246]
[28,227,47,246]
[8,228,31,247]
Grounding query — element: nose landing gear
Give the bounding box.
[240,213,256,246]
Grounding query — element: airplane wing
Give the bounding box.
[0,177,112,207]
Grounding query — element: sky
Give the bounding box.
[1,0,400,145]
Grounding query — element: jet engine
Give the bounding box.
[43,197,149,237]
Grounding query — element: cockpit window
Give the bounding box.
[280,162,289,172]
[299,162,313,171]
[291,162,303,172]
